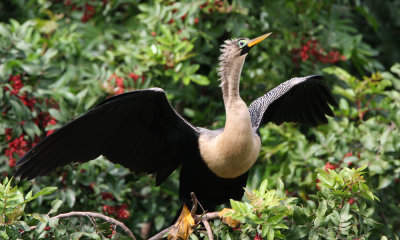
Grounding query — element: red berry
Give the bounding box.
[46,130,55,136]
[347,161,353,166]
[194,18,199,24]
[101,192,115,200]
[254,233,263,240]
[117,204,130,219]
[180,13,187,21]
[102,205,116,214]
[324,162,338,172]
[200,2,209,9]
[344,152,353,158]
[128,73,140,82]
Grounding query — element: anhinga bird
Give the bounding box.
[16,33,337,228]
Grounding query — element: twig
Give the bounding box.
[190,192,205,214]
[87,214,107,239]
[140,222,152,239]
[201,219,214,240]
[148,225,174,240]
[51,211,136,240]
[190,192,198,217]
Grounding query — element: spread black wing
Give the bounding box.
[249,75,338,130]
[16,88,200,185]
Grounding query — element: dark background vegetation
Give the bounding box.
[1,0,400,239]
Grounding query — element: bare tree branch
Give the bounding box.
[40,194,226,240]
[51,211,136,240]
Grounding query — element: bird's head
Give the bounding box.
[218,33,272,86]
[219,33,272,61]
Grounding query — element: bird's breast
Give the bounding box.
[198,110,261,179]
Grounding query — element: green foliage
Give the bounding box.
[303,166,379,239]
[1,0,400,239]
[213,167,381,240]
[0,177,58,239]
[228,179,295,240]
[252,63,400,239]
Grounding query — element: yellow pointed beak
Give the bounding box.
[247,32,272,47]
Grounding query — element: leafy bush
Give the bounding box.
[1,0,400,239]
[210,166,380,240]
[0,177,59,239]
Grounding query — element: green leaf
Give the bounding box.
[356,165,368,173]
[340,203,352,224]
[309,229,319,240]
[314,200,327,227]
[24,187,57,203]
[191,74,209,85]
[35,220,47,234]
[0,24,11,38]
[268,213,285,225]
[49,108,66,122]
[49,217,59,228]
[262,225,274,240]
[0,231,8,239]
[276,178,284,191]
[259,179,268,195]
[48,199,62,215]
[317,171,335,188]
[65,188,76,208]
[378,176,392,189]
[330,211,341,225]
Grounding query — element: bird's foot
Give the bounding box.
[219,208,240,228]
[168,204,195,240]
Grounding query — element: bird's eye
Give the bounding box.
[238,40,247,48]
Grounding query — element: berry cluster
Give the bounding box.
[102,201,130,220]
[5,75,23,95]
[108,74,125,95]
[324,161,339,171]
[162,0,227,40]
[107,224,116,238]
[3,75,58,168]
[103,73,145,95]
[62,0,108,22]
[199,0,224,13]
[81,3,96,22]
[254,232,263,240]
[4,130,33,167]
[291,39,346,65]
[100,191,130,220]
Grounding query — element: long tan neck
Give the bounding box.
[222,55,250,137]
[199,54,261,179]
[220,55,246,109]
